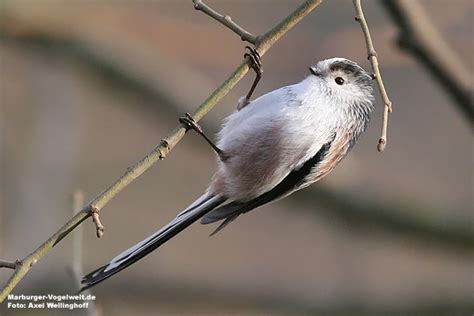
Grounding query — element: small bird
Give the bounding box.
[81,49,374,291]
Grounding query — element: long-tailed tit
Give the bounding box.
[81,50,374,291]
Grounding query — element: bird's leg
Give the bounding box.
[237,46,263,111]
[179,113,229,161]
[244,46,263,101]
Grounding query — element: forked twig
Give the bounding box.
[353,0,393,152]
[193,0,257,44]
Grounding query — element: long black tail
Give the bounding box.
[80,194,226,291]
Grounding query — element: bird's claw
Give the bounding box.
[244,46,262,74]
[179,113,203,133]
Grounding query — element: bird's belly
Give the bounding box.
[217,119,316,201]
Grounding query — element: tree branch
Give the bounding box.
[193,0,257,44]
[353,0,393,152]
[299,188,474,251]
[0,0,323,302]
[381,0,473,123]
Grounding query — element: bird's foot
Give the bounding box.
[179,113,203,134]
[244,46,262,75]
[239,46,263,111]
[179,113,229,162]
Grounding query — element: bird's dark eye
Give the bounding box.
[335,77,345,85]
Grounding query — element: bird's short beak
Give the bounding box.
[309,66,321,77]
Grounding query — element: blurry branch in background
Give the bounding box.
[381,0,473,123]
[0,0,324,302]
[68,191,85,288]
[193,0,257,44]
[67,191,101,316]
[300,188,474,250]
[353,0,393,152]
[0,260,19,270]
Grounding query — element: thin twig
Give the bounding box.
[193,0,257,44]
[381,0,473,123]
[90,206,105,238]
[0,0,323,302]
[353,0,393,152]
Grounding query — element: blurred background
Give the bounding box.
[0,0,472,315]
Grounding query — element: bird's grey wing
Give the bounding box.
[202,136,335,235]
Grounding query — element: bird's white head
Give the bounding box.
[309,57,374,104]
[305,57,375,146]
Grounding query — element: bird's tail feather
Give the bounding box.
[80,193,226,292]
